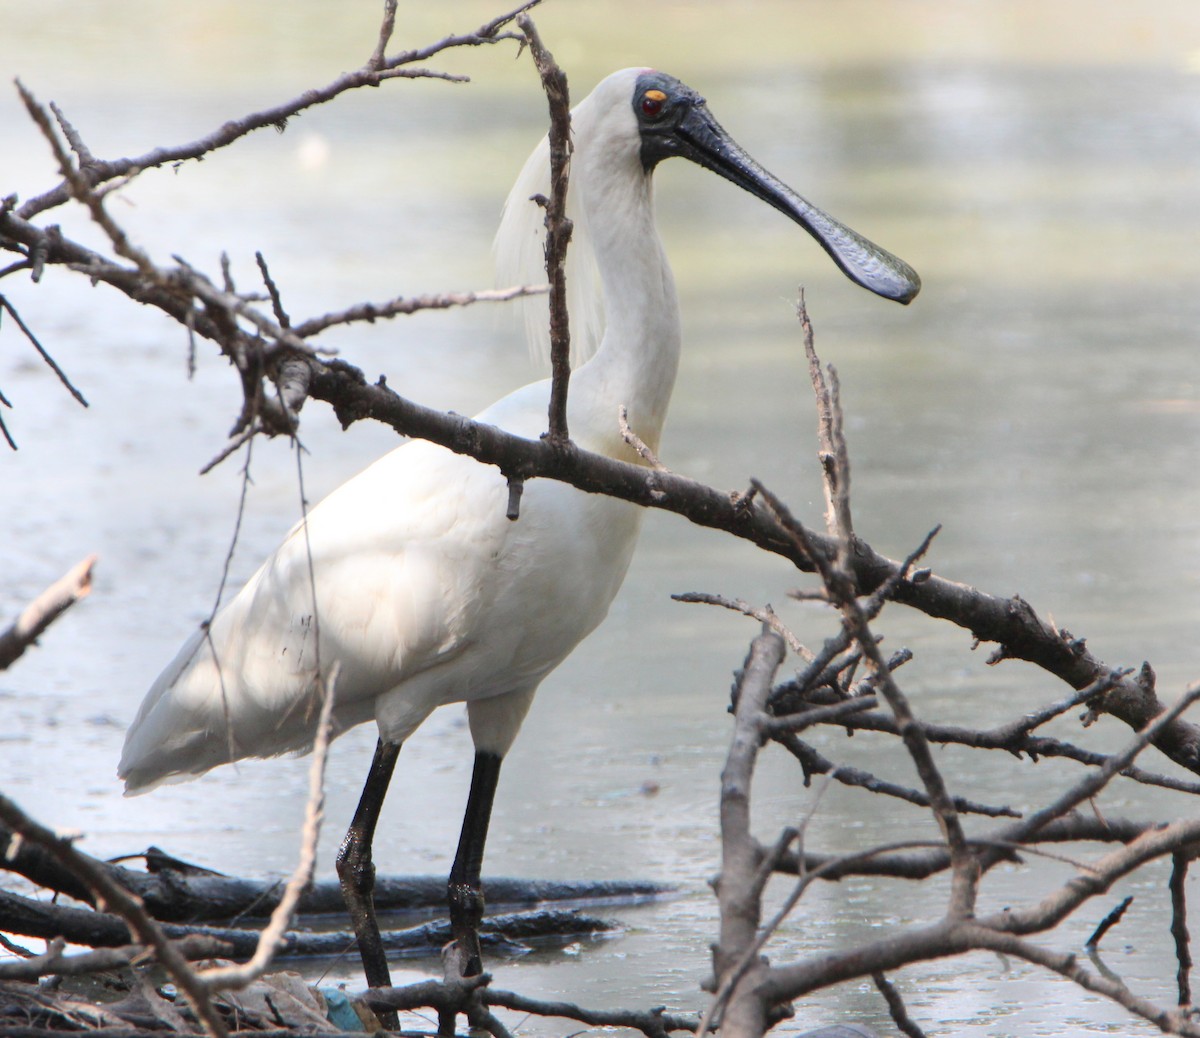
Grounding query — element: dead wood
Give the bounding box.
[0,887,615,962]
[0,828,667,923]
[0,556,96,671]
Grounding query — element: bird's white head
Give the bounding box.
[496,68,921,366]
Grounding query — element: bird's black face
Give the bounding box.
[632,71,921,305]
[634,72,712,171]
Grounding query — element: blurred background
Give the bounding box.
[2,2,1200,1034]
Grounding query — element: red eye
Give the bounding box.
[641,91,666,117]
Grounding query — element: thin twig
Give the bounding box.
[18,81,157,278]
[672,591,812,659]
[773,730,1019,818]
[765,695,878,734]
[984,685,1200,870]
[758,476,982,916]
[1085,895,1133,950]
[365,982,701,1038]
[872,972,927,1038]
[49,101,96,167]
[798,307,983,916]
[1171,851,1194,1006]
[255,251,290,329]
[291,283,548,338]
[963,923,1200,1037]
[0,293,89,408]
[369,0,399,70]
[835,702,1200,796]
[619,404,667,469]
[800,294,853,549]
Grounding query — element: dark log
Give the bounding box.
[1,827,669,923]
[120,869,667,925]
[0,887,616,959]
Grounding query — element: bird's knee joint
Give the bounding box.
[447,881,485,927]
[336,835,377,894]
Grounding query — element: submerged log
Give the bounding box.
[127,871,668,924]
[0,887,617,959]
[0,828,670,923]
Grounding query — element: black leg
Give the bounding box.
[336,738,401,996]
[447,749,503,978]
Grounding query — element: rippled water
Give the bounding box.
[3,3,1200,1035]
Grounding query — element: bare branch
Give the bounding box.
[48,101,96,167]
[799,292,852,547]
[766,696,878,734]
[773,731,1019,818]
[964,924,1200,1037]
[517,13,573,445]
[291,282,548,338]
[1172,851,1195,1007]
[369,0,399,70]
[759,477,982,915]
[17,81,157,278]
[833,702,1200,796]
[672,591,812,659]
[872,972,927,1038]
[16,3,541,223]
[0,293,88,411]
[0,795,228,1037]
[255,251,290,330]
[984,684,1200,869]
[760,811,1200,1013]
[0,555,97,671]
[362,980,701,1038]
[1085,895,1133,950]
[0,933,230,982]
[704,629,788,1038]
[619,404,667,469]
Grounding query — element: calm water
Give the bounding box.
[3,3,1200,1035]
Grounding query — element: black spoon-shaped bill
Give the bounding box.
[636,73,921,305]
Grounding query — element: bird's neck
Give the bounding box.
[570,167,681,457]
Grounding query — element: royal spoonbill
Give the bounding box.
[119,67,919,989]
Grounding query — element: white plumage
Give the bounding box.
[120,69,678,793]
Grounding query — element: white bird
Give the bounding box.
[119,68,919,989]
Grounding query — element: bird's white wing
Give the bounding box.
[119,436,513,792]
[121,377,645,794]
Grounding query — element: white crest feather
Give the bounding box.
[494,127,605,368]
